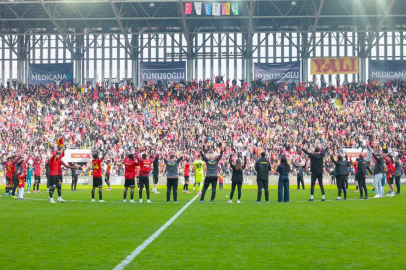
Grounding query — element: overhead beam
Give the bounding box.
[1,14,406,22]
[38,0,74,53]
[178,0,190,48]
[364,0,397,56]
[109,0,132,57]
[306,0,325,54]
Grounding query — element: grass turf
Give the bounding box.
[0,184,405,270]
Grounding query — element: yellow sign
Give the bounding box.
[310,57,358,75]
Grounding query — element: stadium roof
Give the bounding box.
[0,0,405,36]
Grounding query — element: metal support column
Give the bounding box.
[301,33,309,83]
[131,34,139,86]
[74,35,84,84]
[17,35,27,83]
[358,32,367,83]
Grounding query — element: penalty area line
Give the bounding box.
[112,194,199,270]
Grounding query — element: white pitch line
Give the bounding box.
[112,194,199,270]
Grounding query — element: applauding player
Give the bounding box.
[122,152,140,203]
[91,147,109,202]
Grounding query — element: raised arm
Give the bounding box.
[242,156,247,170]
[24,155,31,165]
[60,160,75,169]
[330,155,337,165]
[299,146,310,156]
[134,152,143,162]
[56,151,65,161]
[176,157,183,164]
[321,147,329,156]
[368,146,379,161]
[229,155,233,167]
[200,151,208,162]
[383,155,391,164]
[216,149,224,162]
[366,165,373,175]
[101,147,109,161]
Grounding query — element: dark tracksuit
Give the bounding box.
[355,158,373,198]
[331,156,352,199]
[394,161,402,193]
[164,157,182,202]
[303,148,328,197]
[277,163,290,202]
[153,157,159,184]
[200,150,224,202]
[71,167,78,191]
[229,156,247,200]
[255,157,271,202]
[45,160,50,189]
[293,163,305,190]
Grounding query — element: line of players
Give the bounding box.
[3,144,228,203]
[90,147,226,203]
[5,143,403,204]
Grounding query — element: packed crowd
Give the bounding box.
[1,76,406,178]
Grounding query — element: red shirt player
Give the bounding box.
[48,148,69,203]
[122,153,140,203]
[33,157,42,193]
[135,152,159,202]
[5,156,19,195]
[182,158,191,193]
[91,148,109,202]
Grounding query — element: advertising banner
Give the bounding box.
[310,57,358,75]
[369,60,406,81]
[62,149,92,163]
[139,61,186,83]
[254,61,300,83]
[28,63,73,85]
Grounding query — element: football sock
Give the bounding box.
[99,189,102,200]
[92,189,95,199]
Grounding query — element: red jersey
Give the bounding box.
[353,161,358,175]
[135,154,157,176]
[219,175,224,184]
[92,159,102,177]
[57,152,65,175]
[106,164,111,175]
[122,157,139,179]
[184,163,190,177]
[34,158,42,176]
[18,174,27,188]
[22,155,30,174]
[135,166,140,177]
[5,161,13,178]
[49,151,64,176]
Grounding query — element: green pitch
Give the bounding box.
[1,184,405,270]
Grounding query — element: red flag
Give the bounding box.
[184,2,192,14]
[57,137,64,148]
